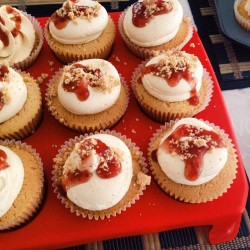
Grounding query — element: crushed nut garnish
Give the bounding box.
[141,0,173,18]
[55,0,100,22]
[143,51,197,79]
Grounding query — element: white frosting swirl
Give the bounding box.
[244,0,250,15]
[0,5,35,64]
[157,118,228,186]
[141,52,203,102]
[49,0,108,44]
[123,0,183,47]
[0,66,27,123]
[64,134,133,210]
[58,59,121,115]
[0,145,24,217]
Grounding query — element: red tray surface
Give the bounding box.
[0,12,248,249]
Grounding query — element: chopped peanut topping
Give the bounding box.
[55,0,100,21]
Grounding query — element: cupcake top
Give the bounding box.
[57,59,121,115]
[61,133,133,210]
[155,118,228,186]
[0,64,27,123]
[49,0,108,44]
[0,145,24,217]
[122,0,183,47]
[141,51,203,105]
[0,5,36,64]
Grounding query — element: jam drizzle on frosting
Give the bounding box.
[51,0,100,29]
[62,63,102,101]
[0,64,9,111]
[156,124,226,181]
[0,6,22,47]
[6,5,21,37]
[142,52,200,105]
[132,0,173,27]
[61,138,122,191]
[0,148,9,170]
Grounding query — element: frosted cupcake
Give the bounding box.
[44,0,116,63]
[234,0,250,31]
[0,5,43,70]
[132,51,213,123]
[0,64,42,140]
[148,118,238,203]
[46,59,129,133]
[52,131,151,219]
[119,0,192,59]
[0,140,44,230]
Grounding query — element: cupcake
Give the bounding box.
[44,0,116,63]
[0,140,44,230]
[148,118,238,203]
[0,63,42,140]
[46,59,129,133]
[0,5,43,70]
[119,0,193,59]
[234,0,250,31]
[132,51,213,123]
[52,131,151,220]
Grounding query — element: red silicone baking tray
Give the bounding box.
[0,12,248,249]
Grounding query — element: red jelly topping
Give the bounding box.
[0,25,9,47]
[132,0,173,27]
[61,169,93,192]
[0,149,9,170]
[62,138,122,191]
[63,63,102,101]
[156,124,226,181]
[0,64,9,80]
[6,6,21,37]
[142,62,199,106]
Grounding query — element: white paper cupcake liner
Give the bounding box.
[52,130,151,220]
[148,118,238,203]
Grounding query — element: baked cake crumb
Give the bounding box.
[37,73,49,84]
[190,43,195,48]
[136,172,151,186]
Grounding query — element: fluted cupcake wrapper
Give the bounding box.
[51,130,151,220]
[11,12,43,70]
[131,61,213,123]
[45,67,129,133]
[118,10,193,60]
[147,119,238,203]
[0,140,44,231]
